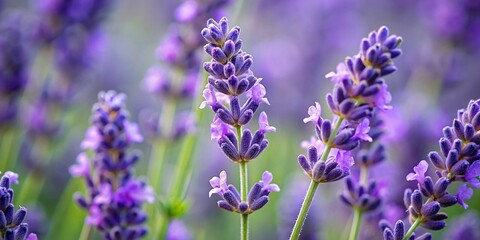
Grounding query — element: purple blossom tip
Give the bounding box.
[69,153,90,177]
[353,118,372,142]
[4,171,18,184]
[465,161,480,189]
[246,81,269,105]
[260,171,280,193]
[210,116,232,141]
[406,160,429,183]
[301,136,324,152]
[174,0,198,22]
[26,233,38,240]
[143,66,169,94]
[125,121,144,143]
[209,170,228,197]
[259,112,276,133]
[456,184,473,209]
[80,126,101,150]
[325,63,349,84]
[303,102,322,124]
[336,150,354,171]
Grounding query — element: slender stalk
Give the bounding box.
[0,126,17,171]
[148,99,177,239]
[78,222,91,240]
[348,208,363,240]
[289,181,319,240]
[239,162,248,240]
[147,99,177,189]
[290,117,345,240]
[403,218,422,240]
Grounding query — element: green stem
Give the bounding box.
[348,208,363,240]
[289,181,319,240]
[147,99,177,189]
[240,162,248,240]
[290,117,345,240]
[403,218,422,240]
[78,222,91,240]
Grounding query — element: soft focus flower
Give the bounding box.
[114,180,155,206]
[175,0,198,22]
[167,220,192,240]
[80,127,101,149]
[125,121,144,143]
[69,153,90,177]
[4,171,19,184]
[336,151,354,171]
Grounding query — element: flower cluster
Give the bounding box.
[201,17,275,162]
[383,99,480,238]
[35,0,114,87]
[299,26,402,184]
[201,17,279,215]
[0,13,30,126]
[0,172,37,240]
[209,171,279,214]
[380,220,432,240]
[70,91,154,239]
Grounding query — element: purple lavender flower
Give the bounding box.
[443,212,480,240]
[208,170,279,214]
[455,184,472,209]
[166,220,192,240]
[385,99,480,239]
[71,90,154,239]
[0,13,30,125]
[0,171,36,239]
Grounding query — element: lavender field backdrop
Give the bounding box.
[1,0,480,239]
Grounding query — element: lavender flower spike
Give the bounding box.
[386,99,480,239]
[291,26,402,240]
[201,17,277,240]
[71,90,154,239]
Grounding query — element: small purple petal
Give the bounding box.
[406,160,428,184]
[303,102,322,124]
[353,118,372,142]
[456,184,473,209]
[465,161,480,188]
[69,153,90,177]
[259,112,276,133]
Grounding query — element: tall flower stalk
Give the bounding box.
[200,17,279,240]
[381,99,480,240]
[142,0,233,238]
[290,26,402,240]
[70,91,154,239]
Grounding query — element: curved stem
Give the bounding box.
[348,208,363,240]
[403,218,422,240]
[289,180,319,240]
[78,222,91,240]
